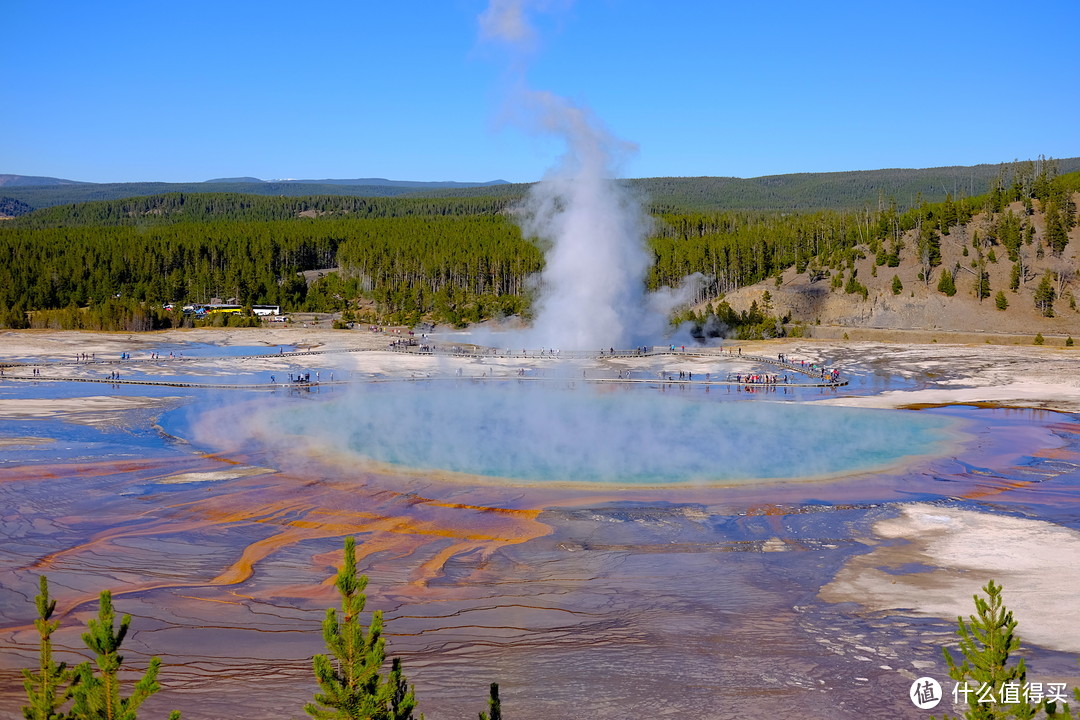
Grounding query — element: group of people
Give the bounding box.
[283,371,332,384]
[732,373,787,385]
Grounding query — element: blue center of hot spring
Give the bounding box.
[272,383,955,485]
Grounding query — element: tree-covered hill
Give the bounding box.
[0,181,425,210]
[1,159,1075,334]
[399,157,1080,212]
[0,176,510,210]
[683,170,1080,340]
[417,158,1080,213]
[6,157,1079,213]
[0,173,88,187]
[9,193,516,228]
[634,160,1080,212]
[0,197,33,218]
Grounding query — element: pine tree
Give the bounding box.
[1045,201,1069,255]
[891,275,903,295]
[934,580,1040,720]
[71,590,180,720]
[22,576,81,720]
[386,658,418,720]
[1034,272,1057,317]
[919,226,943,284]
[479,683,501,720]
[937,268,957,296]
[995,291,1009,311]
[975,268,991,301]
[305,536,419,720]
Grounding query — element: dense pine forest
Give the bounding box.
[1,158,1075,332]
[6,157,1080,213]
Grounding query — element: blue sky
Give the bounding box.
[4,0,1078,184]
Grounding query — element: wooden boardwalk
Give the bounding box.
[0,345,847,389]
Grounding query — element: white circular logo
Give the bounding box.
[910,677,942,709]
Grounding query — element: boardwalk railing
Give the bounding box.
[0,345,846,389]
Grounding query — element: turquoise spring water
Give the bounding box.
[269,382,959,485]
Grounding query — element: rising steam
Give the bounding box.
[481,0,701,349]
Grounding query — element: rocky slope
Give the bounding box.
[713,194,1080,342]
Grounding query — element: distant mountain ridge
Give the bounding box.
[6,174,509,189]
[386,158,1080,212]
[0,174,89,187]
[203,176,265,184]
[4,157,1079,212]
[0,175,515,210]
[202,176,510,188]
[276,178,510,188]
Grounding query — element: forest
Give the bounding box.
[0,159,1075,332]
[6,157,1080,214]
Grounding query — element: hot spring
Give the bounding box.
[217,382,960,486]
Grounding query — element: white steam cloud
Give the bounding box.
[478,0,536,45]
[481,0,701,350]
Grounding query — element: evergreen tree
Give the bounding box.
[478,683,501,720]
[891,274,903,295]
[937,268,957,296]
[385,658,418,720]
[305,537,419,720]
[995,291,1009,311]
[1034,272,1057,317]
[918,226,943,284]
[1010,263,1022,291]
[1045,200,1069,255]
[933,580,1040,720]
[22,576,81,720]
[71,590,180,720]
[975,268,991,301]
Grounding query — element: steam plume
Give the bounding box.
[481,0,699,349]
